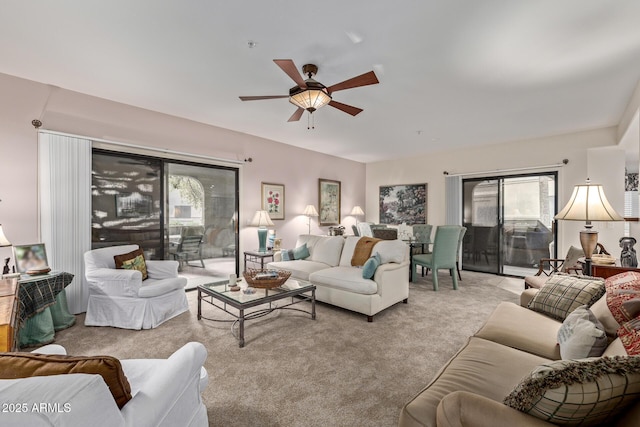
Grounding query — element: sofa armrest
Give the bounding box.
[145,260,179,279]
[374,261,409,298]
[520,288,538,307]
[120,342,207,427]
[437,391,555,427]
[85,267,142,297]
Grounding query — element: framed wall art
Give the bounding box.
[379,183,427,225]
[13,243,49,273]
[319,179,341,226]
[261,182,285,220]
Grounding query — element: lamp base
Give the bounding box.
[579,229,598,276]
[257,227,268,253]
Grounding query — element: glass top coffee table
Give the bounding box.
[197,279,316,348]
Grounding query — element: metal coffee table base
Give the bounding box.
[198,286,316,348]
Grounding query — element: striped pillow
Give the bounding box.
[528,274,605,321]
[504,356,640,426]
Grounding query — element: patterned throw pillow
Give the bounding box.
[528,274,605,321]
[557,306,607,360]
[605,271,640,325]
[504,356,640,426]
[114,248,148,280]
[618,318,640,356]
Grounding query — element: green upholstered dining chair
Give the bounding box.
[412,225,464,291]
[411,224,433,255]
[455,227,467,281]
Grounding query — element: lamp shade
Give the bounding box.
[0,225,11,247]
[289,79,331,113]
[249,210,274,227]
[303,205,319,217]
[555,181,623,223]
[350,206,364,216]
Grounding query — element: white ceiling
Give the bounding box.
[2,1,640,163]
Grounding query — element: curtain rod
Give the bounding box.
[443,160,568,177]
[38,129,247,165]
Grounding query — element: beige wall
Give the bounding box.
[366,127,624,258]
[0,72,366,266]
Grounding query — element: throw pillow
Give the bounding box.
[114,248,148,280]
[562,246,584,273]
[280,243,310,261]
[0,353,132,409]
[605,271,640,325]
[618,317,640,356]
[351,237,381,266]
[362,252,381,279]
[528,274,605,321]
[589,295,620,338]
[504,356,640,426]
[557,305,607,360]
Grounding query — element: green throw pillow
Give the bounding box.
[528,274,605,321]
[362,252,381,279]
[292,243,310,260]
[504,356,640,426]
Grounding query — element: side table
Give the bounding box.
[244,250,274,270]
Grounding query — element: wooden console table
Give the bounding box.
[0,278,18,351]
[591,264,640,279]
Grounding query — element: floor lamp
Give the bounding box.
[250,210,274,253]
[303,205,319,234]
[554,179,623,275]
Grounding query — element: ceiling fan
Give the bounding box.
[239,59,379,122]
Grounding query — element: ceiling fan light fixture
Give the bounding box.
[289,79,332,113]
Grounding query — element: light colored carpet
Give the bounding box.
[50,270,521,427]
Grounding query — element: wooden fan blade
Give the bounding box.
[328,100,363,116]
[327,71,379,94]
[288,107,305,122]
[239,95,289,101]
[274,59,307,89]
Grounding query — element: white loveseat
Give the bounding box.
[267,234,409,321]
[0,342,209,427]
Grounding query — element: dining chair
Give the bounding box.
[411,224,432,255]
[455,227,467,281]
[412,225,464,291]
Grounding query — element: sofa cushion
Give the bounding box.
[528,274,605,321]
[557,305,607,360]
[309,266,378,295]
[400,337,550,427]
[524,275,548,290]
[114,248,148,280]
[475,301,562,360]
[268,260,329,281]
[310,236,344,267]
[0,352,132,409]
[138,277,187,298]
[590,294,621,337]
[362,253,381,279]
[339,236,361,266]
[504,356,640,426]
[373,239,407,264]
[603,338,629,357]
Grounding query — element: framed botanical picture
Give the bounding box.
[319,179,341,226]
[13,243,49,273]
[379,183,427,225]
[261,182,285,220]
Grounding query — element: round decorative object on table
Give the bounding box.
[26,267,51,275]
[243,269,291,289]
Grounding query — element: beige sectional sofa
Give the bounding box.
[267,234,409,321]
[399,286,640,427]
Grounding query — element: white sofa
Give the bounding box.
[267,234,410,321]
[0,342,209,427]
[84,245,189,329]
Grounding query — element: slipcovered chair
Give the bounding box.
[84,245,188,330]
[412,225,465,291]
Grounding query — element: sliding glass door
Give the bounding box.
[462,172,557,276]
[91,150,239,283]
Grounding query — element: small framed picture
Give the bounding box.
[13,243,49,273]
[261,183,285,220]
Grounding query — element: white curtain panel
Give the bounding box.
[39,132,92,314]
[445,175,462,225]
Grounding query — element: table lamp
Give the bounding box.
[250,210,274,253]
[350,206,365,225]
[0,225,11,247]
[554,179,623,275]
[303,205,319,234]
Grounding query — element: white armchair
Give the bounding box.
[84,245,189,329]
[1,342,209,427]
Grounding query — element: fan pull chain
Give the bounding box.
[307,113,315,130]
